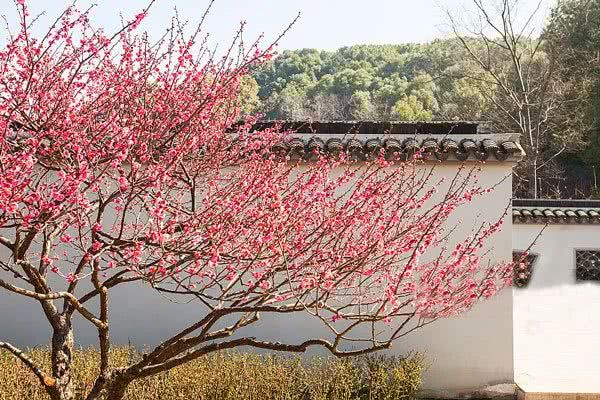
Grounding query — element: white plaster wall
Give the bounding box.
[391,163,514,391]
[0,161,515,392]
[276,161,516,392]
[396,291,513,391]
[513,223,600,393]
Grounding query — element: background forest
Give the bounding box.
[243,0,600,199]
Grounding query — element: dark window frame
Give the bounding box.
[575,249,600,281]
[512,251,538,288]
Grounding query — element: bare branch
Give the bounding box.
[0,341,55,388]
[0,277,106,329]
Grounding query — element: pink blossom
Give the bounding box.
[259,280,272,290]
[0,0,512,355]
[118,176,129,191]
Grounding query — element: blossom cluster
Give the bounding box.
[0,2,513,335]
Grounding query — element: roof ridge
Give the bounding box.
[271,136,522,162]
[513,203,600,225]
[513,199,600,208]
[250,121,508,135]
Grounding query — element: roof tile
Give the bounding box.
[273,136,520,162]
[248,121,522,162]
[513,200,600,225]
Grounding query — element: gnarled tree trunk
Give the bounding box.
[48,317,74,400]
[85,369,132,400]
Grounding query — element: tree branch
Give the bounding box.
[139,337,391,378]
[0,278,107,329]
[0,341,55,388]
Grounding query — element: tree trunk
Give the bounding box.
[84,369,132,400]
[531,157,538,199]
[85,372,131,400]
[48,317,75,400]
[105,379,129,400]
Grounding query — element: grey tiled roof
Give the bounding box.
[513,199,600,224]
[273,136,522,161]
[252,121,485,135]
[250,121,523,162]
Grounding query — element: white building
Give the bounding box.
[1,121,599,399]
[512,199,600,399]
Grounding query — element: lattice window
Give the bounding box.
[513,251,538,288]
[576,250,600,281]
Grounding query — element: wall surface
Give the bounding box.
[0,160,515,392]
[513,223,600,393]
[386,162,515,391]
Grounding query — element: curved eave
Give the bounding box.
[513,207,600,225]
[274,134,524,162]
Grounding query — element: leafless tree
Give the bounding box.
[447,0,588,198]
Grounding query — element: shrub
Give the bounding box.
[0,348,425,400]
[359,354,425,400]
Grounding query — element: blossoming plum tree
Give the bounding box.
[0,2,513,399]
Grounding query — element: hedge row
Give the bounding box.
[0,348,425,400]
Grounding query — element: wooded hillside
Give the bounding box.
[248,0,600,198]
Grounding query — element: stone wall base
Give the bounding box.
[418,385,600,400]
[418,383,516,399]
[517,389,600,400]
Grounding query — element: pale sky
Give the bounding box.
[1,0,552,51]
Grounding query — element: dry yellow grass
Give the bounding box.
[0,348,423,400]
